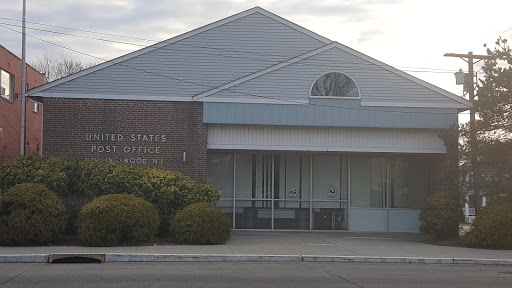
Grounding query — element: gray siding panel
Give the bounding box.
[204,101,458,129]
[205,47,463,107]
[42,13,325,98]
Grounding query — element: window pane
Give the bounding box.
[235,152,253,198]
[1,70,13,100]
[389,158,407,208]
[371,157,387,208]
[351,155,427,209]
[350,155,372,207]
[253,152,273,200]
[310,72,358,97]
[276,152,310,201]
[273,201,310,230]
[207,152,234,198]
[390,157,427,209]
[312,155,341,201]
[350,155,386,208]
[234,200,272,229]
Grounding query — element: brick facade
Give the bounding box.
[42,98,208,183]
[0,45,45,163]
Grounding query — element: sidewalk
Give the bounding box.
[1,231,512,264]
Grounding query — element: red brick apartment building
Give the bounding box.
[0,45,45,163]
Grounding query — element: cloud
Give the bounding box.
[357,28,386,43]
[1,0,511,96]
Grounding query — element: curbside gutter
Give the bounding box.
[1,254,512,265]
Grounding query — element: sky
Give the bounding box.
[1,0,511,108]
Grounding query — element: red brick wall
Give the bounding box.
[42,98,207,183]
[0,45,45,163]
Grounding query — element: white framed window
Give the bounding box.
[310,72,360,98]
[0,69,14,101]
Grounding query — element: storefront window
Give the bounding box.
[208,151,355,230]
[350,155,427,209]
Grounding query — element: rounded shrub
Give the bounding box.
[461,198,512,249]
[171,203,231,245]
[418,191,463,240]
[79,161,221,235]
[0,183,67,246]
[76,194,159,246]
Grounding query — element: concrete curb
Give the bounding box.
[0,254,49,263]
[301,256,512,265]
[106,254,302,262]
[1,254,512,265]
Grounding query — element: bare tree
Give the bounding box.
[31,52,96,83]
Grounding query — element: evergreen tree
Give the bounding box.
[478,38,512,136]
[462,38,512,204]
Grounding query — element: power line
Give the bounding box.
[0,23,469,116]
[0,16,157,42]
[499,26,512,36]
[0,21,458,74]
[1,23,468,116]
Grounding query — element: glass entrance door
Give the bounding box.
[312,154,348,230]
[273,152,311,230]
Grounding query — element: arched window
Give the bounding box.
[310,72,359,98]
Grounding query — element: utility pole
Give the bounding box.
[20,0,27,155]
[444,52,494,210]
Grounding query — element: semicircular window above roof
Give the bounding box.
[310,72,359,98]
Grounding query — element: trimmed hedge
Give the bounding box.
[0,183,67,246]
[0,156,81,197]
[1,156,221,236]
[79,161,220,234]
[171,203,231,245]
[419,191,463,240]
[76,194,159,246]
[461,198,512,249]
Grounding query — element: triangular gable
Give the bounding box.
[196,42,471,109]
[28,7,471,110]
[28,7,330,97]
[193,43,338,101]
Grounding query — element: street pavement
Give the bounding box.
[1,231,512,264]
[3,262,512,288]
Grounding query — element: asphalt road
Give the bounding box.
[1,262,512,288]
